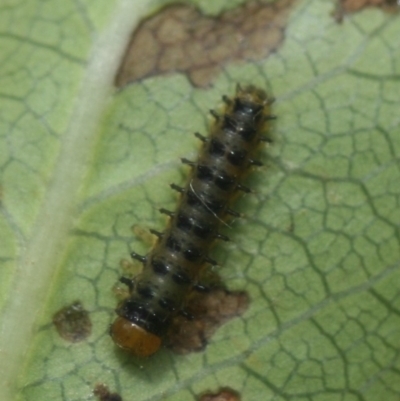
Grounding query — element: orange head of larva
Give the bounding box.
[110,316,162,357]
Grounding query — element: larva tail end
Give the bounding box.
[110,317,161,357]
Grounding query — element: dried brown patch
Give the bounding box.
[116,0,297,88]
[199,388,241,401]
[52,301,91,343]
[334,0,399,21]
[93,384,123,401]
[165,288,249,354]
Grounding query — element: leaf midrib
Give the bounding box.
[0,1,154,399]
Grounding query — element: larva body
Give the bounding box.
[110,85,273,356]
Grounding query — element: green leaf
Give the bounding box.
[1,1,399,401]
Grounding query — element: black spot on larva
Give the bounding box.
[176,213,213,240]
[176,213,193,231]
[159,297,177,311]
[121,299,143,315]
[166,235,181,252]
[137,282,156,299]
[209,139,225,156]
[152,259,169,275]
[110,85,273,356]
[204,198,224,214]
[223,114,238,133]
[197,165,213,181]
[173,270,191,285]
[239,124,257,141]
[193,222,213,239]
[186,190,202,207]
[183,246,201,262]
[215,173,235,191]
[227,149,246,166]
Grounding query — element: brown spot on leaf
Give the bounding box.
[116,0,297,88]
[199,388,241,401]
[93,384,123,401]
[334,0,399,21]
[52,301,91,343]
[166,288,249,354]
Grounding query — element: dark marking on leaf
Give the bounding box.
[52,301,91,343]
[115,0,297,88]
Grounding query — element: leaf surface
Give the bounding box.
[0,1,399,401]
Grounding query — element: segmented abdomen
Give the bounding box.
[110,85,273,356]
